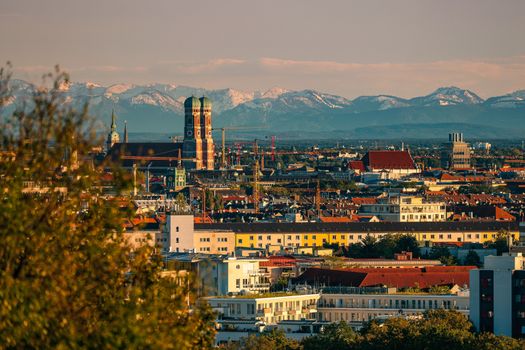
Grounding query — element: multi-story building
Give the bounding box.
[123,218,166,251]
[208,293,319,324]
[470,253,525,337]
[214,257,271,295]
[167,214,235,254]
[442,132,471,169]
[358,195,447,222]
[168,255,270,296]
[195,221,519,250]
[206,293,320,344]
[317,286,469,324]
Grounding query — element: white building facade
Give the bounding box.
[317,287,469,324]
[470,253,525,338]
[359,195,447,222]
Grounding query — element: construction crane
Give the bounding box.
[252,139,260,214]
[316,177,321,218]
[212,126,266,169]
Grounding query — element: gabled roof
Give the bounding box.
[348,160,365,172]
[362,150,416,170]
[351,197,378,205]
[294,266,474,289]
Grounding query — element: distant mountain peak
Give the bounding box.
[411,86,483,106]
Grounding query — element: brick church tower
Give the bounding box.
[182,96,215,170]
[182,96,203,169]
[200,96,215,170]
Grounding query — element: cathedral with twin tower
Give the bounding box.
[106,96,214,171]
[182,96,214,170]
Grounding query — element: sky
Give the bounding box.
[1,0,525,98]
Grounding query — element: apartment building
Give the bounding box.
[167,255,270,296]
[195,221,519,250]
[166,214,234,254]
[470,253,525,337]
[317,286,469,324]
[206,293,320,344]
[359,195,447,222]
[207,293,320,324]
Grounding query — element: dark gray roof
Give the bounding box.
[195,221,518,233]
[108,142,183,167]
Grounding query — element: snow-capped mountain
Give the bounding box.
[3,80,525,138]
[409,87,484,106]
[350,95,410,112]
[484,90,525,108]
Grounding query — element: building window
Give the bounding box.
[176,226,179,232]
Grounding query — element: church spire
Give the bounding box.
[124,120,128,143]
[111,109,117,131]
[107,109,120,151]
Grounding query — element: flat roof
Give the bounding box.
[195,221,518,233]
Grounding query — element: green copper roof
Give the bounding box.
[184,96,201,109]
[200,96,212,108]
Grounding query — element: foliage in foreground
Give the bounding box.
[0,66,215,349]
[223,310,525,350]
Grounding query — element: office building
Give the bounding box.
[442,132,471,169]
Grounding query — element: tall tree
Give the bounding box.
[0,66,215,348]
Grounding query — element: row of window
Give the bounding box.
[198,246,229,252]
[320,298,455,310]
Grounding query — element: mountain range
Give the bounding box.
[4,80,525,139]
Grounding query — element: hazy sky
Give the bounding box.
[2,0,525,98]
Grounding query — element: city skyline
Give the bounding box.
[2,0,525,98]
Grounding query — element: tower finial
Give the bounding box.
[124,120,128,143]
[111,109,117,131]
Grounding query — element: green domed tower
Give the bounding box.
[183,96,203,169]
[200,96,214,170]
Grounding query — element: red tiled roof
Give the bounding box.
[349,160,365,172]
[495,207,516,221]
[260,256,297,267]
[359,272,469,289]
[351,197,378,205]
[295,266,474,289]
[362,151,416,170]
[194,216,213,224]
[319,217,353,223]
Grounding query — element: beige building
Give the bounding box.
[442,132,471,169]
[167,214,234,255]
[359,195,447,222]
